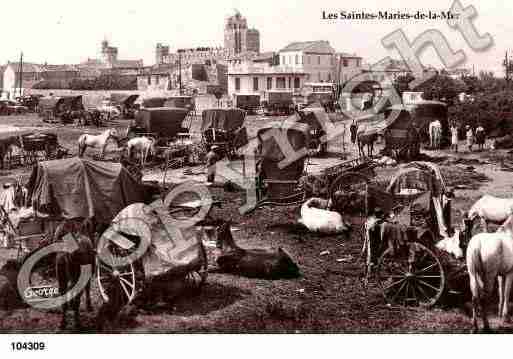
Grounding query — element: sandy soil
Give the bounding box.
[1,113,513,333]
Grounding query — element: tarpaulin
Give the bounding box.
[201,109,245,132]
[27,158,147,223]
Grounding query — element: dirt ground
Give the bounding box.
[1,113,513,333]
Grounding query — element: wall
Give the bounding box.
[227,73,305,97]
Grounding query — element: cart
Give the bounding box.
[250,117,376,219]
[201,108,248,159]
[38,96,85,124]
[362,161,466,307]
[21,157,207,310]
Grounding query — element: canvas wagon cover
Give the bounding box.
[142,97,167,108]
[257,119,310,162]
[135,107,188,137]
[110,93,139,107]
[298,108,328,132]
[27,158,146,223]
[104,203,204,279]
[201,108,245,132]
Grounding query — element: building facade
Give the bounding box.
[335,53,363,83]
[278,41,337,83]
[227,62,307,98]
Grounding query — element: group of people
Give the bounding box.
[450,123,486,153]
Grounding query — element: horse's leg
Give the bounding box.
[481,275,494,332]
[57,260,68,330]
[502,273,513,323]
[85,279,93,312]
[498,275,504,319]
[72,293,82,330]
[470,276,480,333]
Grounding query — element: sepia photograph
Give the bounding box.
[0,0,512,353]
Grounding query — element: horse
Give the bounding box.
[54,218,96,330]
[466,213,513,333]
[429,120,442,149]
[356,131,377,158]
[466,195,513,233]
[214,221,300,279]
[77,128,118,158]
[126,136,156,167]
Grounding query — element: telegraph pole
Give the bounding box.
[178,50,183,95]
[19,52,24,98]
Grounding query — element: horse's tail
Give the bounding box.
[467,238,485,295]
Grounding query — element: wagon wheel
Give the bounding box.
[376,242,445,307]
[96,244,137,306]
[329,171,372,223]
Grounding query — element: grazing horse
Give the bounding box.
[466,195,513,232]
[215,221,300,279]
[356,131,377,158]
[429,120,442,149]
[77,128,118,158]
[126,136,156,167]
[467,214,513,333]
[54,218,96,330]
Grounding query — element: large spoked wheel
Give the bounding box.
[376,242,445,307]
[96,245,137,305]
[329,172,371,223]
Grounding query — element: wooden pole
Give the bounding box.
[19,52,23,98]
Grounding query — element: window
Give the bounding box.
[318,56,321,65]
[281,56,285,65]
[235,77,240,91]
[295,55,299,65]
[318,72,322,82]
[253,77,259,91]
[343,59,348,67]
[328,73,331,82]
[288,77,292,88]
[294,77,300,89]
[356,59,361,67]
[267,77,272,90]
[276,77,286,89]
[155,75,160,85]
[148,76,151,85]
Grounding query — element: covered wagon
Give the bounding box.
[201,108,248,158]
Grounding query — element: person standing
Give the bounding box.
[450,123,459,152]
[475,124,485,151]
[350,119,358,145]
[466,125,474,152]
[205,145,219,183]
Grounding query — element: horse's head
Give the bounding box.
[436,230,464,259]
[216,220,237,251]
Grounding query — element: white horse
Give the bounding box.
[466,195,513,232]
[466,213,513,333]
[77,129,118,158]
[126,136,156,167]
[429,120,442,149]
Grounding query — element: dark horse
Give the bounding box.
[54,218,96,330]
[356,132,378,158]
[215,221,300,279]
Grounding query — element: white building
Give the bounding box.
[335,53,364,83]
[278,40,336,83]
[227,62,307,98]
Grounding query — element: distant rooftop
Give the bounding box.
[280,40,335,54]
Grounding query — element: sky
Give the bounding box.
[1,0,511,75]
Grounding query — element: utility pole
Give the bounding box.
[19,52,23,98]
[504,51,513,86]
[178,50,183,95]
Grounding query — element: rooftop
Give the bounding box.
[280,40,336,54]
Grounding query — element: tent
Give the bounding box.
[134,107,189,138]
[27,158,148,223]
